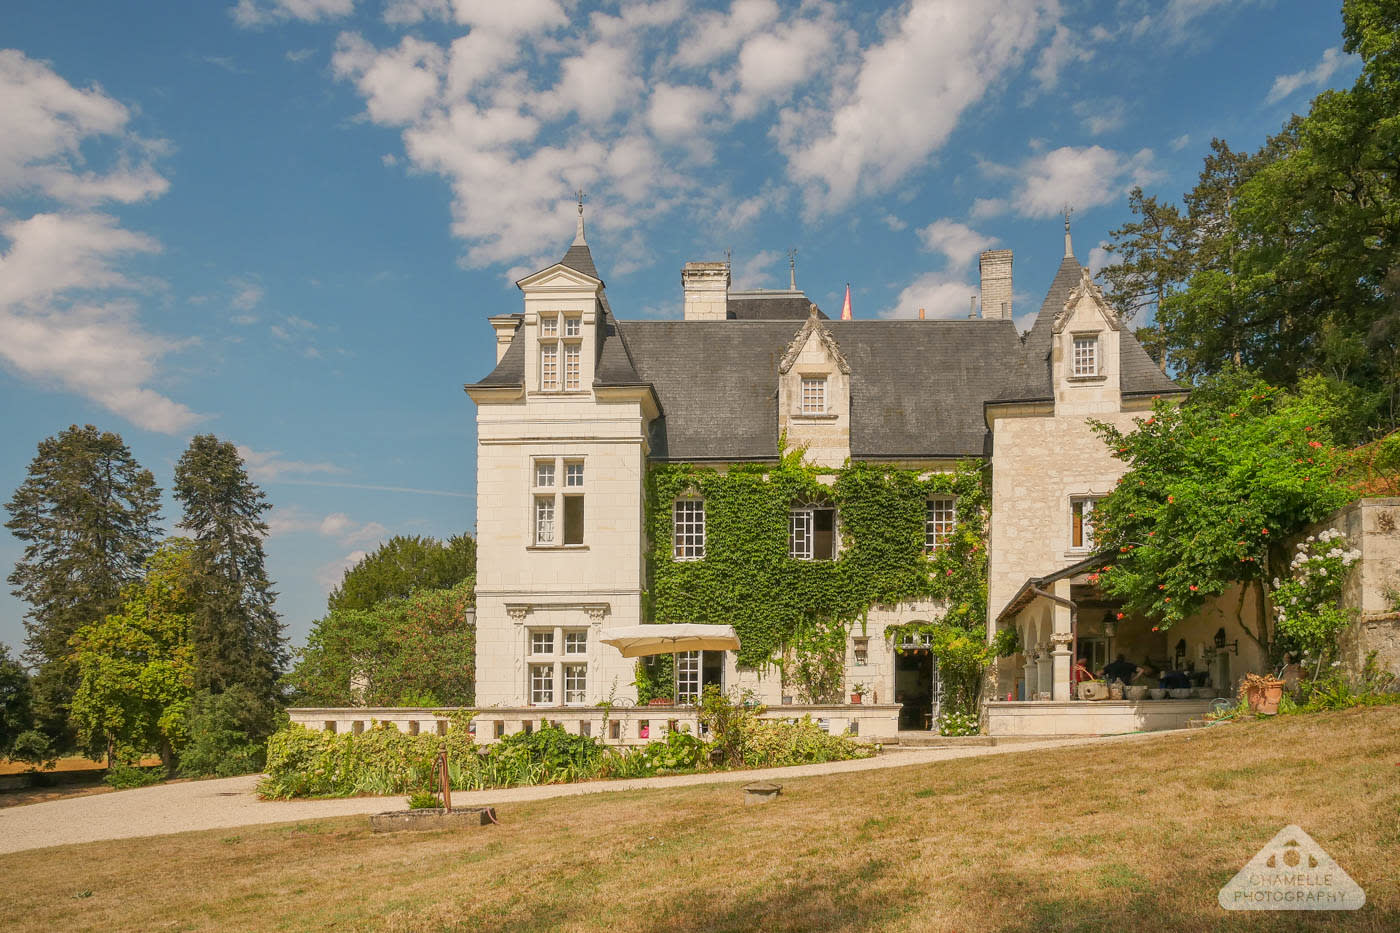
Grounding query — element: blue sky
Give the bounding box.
[0,0,1360,654]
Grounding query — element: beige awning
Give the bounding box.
[599,624,740,658]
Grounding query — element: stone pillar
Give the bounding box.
[1035,647,1052,700]
[1051,635,1072,701]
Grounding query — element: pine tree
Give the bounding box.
[173,435,285,708]
[4,425,162,748]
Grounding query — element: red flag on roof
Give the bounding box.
[841,283,852,320]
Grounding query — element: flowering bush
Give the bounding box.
[1271,528,1360,660]
[936,711,980,736]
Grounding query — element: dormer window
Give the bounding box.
[538,313,583,392]
[1072,335,1099,377]
[801,377,826,414]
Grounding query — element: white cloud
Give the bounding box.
[1088,241,1115,275]
[236,444,347,481]
[1008,145,1158,218]
[646,83,720,142]
[332,33,445,126]
[229,277,264,311]
[881,271,979,320]
[448,0,567,35]
[917,219,997,268]
[881,213,907,231]
[1170,133,1191,152]
[1074,98,1126,136]
[1033,24,1093,90]
[731,250,782,290]
[316,550,367,590]
[729,18,833,118]
[780,0,1056,213]
[0,50,167,206]
[231,0,354,28]
[319,512,390,546]
[536,41,643,125]
[672,0,781,68]
[1266,47,1352,105]
[0,50,199,435]
[383,0,449,25]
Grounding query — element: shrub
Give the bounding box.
[407,790,440,809]
[740,718,870,768]
[937,711,980,736]
[697,685,761,768]
[179,687,281,778]
[105,763,163,789]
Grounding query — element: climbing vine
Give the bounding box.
[644,452,989,669]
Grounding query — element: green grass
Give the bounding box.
[1,707,1396,932]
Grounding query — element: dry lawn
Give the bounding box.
[1,707,1396,933]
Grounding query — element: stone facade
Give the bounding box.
[1306,498,1400,677]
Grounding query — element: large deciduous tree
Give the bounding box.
[289,581,475,707]
[70,541,197,768]
[173,435,285,711]
[1089,373,1354,657]
[1099,0,1400,436]
[327,534,476,612]
[4,425,162,749]
[0,643,35,761]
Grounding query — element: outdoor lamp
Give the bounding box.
[1213,627,1238,656]
[1102,610,1117,638]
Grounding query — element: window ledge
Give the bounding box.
[527,544,590,551]
[1066,374,1108,383]
[792,412,839,421]
[1064,549,1096,559]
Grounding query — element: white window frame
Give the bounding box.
[562,663,587,705]
[540,343,560,391]
[789,504,837,560]
[540,314,559,338]
[675,651,701,704]
[673,499,706,560]
[564,344,581,391]
[534,496,556,546]
[800,376,826,414]
[1072,334,1099,378]
[529,664,554,705]
[529,457,585,548]
[925,497,956,551]
[564,630,587,654]
[530,630,555,656]
[1071,496,1100,550]
[564,315,581,337]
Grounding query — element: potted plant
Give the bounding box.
[1241,673,1285,715]
[849,683,867,705]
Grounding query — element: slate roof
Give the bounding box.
[726,291,826,320]
[559,243,599,280]
[470,245,1184,461]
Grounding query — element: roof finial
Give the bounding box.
[786,248,798,290]
[1063,203,1074,259]
[573,188,587,245]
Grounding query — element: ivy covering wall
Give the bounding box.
[643,451,989,669]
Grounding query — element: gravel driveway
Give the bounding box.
[0,730,1169,855]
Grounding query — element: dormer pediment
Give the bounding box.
[515,263,603,293]
[1052,268,1121,334]
[779,310,851,375]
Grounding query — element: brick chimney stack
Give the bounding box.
[979,249,1013,321]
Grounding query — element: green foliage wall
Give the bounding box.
[644,455,988,668]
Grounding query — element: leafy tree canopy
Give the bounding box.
[289,581,475,707]
[1089,373,1354,655]
[70,540,198,766]
[174,435,285,703]
[327,534,476,613]
[0,643,34,761]
[3,424,162,749]
[1099,0,1400,436]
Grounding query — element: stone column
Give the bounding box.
[1035,646,1052,700]
[1051,634,1072,701]
[1023,655,1038,700]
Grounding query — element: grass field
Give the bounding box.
[1,707,1396,932]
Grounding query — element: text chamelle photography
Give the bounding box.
[0,1,1397,931]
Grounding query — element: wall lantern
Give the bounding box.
[1102,610,1117,638]
[1213,627,1238,656]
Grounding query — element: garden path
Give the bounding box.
[0,728,1184,855]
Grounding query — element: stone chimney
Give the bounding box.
[979,249,1013,321]
[682,261,730,321]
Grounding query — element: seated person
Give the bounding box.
[1130,665,1156,686]
[1160,668,1192,690]
[1102,653,1138,683]
[1072,659,1095,683]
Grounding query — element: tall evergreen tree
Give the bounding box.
[173,435,285,706]
[4,425,162,748]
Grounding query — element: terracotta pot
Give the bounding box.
[1245,681,1284,715]
[850,694,863,704]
